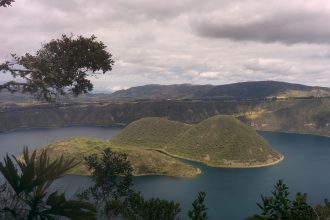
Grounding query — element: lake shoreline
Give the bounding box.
[2,126,330,220]
[1,124,329,139]
[147,148,285,169]
[258,129,330,138]
[0,124,126,134]
[65,168,202,178]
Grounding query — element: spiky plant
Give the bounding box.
[0,146,96,220]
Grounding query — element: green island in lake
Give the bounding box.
[44,115,283,177]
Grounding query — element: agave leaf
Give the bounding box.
[0,154,21,194]
[42,191,96,220]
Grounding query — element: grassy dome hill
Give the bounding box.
[42,137,200,178]
[111,115,283,168]
[168,115,283,167]
[111,117,191,148]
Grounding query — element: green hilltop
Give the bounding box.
[41,115,283,178]
[44,137,201,178]
[111,115,283,168]
[110,117,191,148]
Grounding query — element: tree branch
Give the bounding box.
[5,69,35,74]
[0,81,28,92]
[0,0,15,7]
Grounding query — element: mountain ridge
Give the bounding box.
[109,81,330,100]
[1,81,329,103]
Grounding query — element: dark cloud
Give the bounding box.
[193,12,330,44]
[1,0,330,91]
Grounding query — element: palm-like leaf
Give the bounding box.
[0,147,79,196]
[41,192,96,220]
[0,154,21,194]
[0,146,95,220]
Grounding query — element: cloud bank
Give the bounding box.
[1,0,330,92]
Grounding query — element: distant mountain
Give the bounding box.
[109,84,213,100]
[201,81,330,99]
[110,81,330,100]
[2,81,329,104]
[0,91,34,103]
[0,92,112,104]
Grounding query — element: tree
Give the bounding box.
[78,148,134,218]
[0,0,14,7]
[315,199,330,220]
[188,191,208,220]
[0,147,96,219]
[0,34,114,101]
[78,148,182,220]
[124,192,181,220]
[248,179,317,220]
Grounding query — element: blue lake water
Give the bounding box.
[1,127,330,220]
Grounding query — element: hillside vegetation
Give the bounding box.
[2,81,328,104]
[110,117,190,148]
[110,81,330,100]
[239,99,330,136]
[44,137,201,177]
[1,98,330,136]
[111,115,283,168]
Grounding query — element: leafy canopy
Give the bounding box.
[248,179,317,220]
[188,191,208,220]
[0,34,114,100]
[78,148,134,218]
[124,192,181,220]
[0,147,96,220]
[79,147,182,220]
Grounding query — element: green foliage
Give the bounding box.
[0,35,114,100]
[111,117,190,149]
[0,147,96,219]
[78,148,133,218]
[78,148,182,219]
[249,179,317,220]
[315,199,330,220]
[188,191,208,220]
[43,137,200,177]
[240,99,330,136]
[111,115,283,167]
[290,193,317,220]
[124,192,181,220]
[169,115,282,166]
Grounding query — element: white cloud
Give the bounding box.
[1,0,330,92]
[199,72,222,78]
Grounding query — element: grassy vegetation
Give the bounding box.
[110,81,330,100]
[2,98,330,137]
[44,137,201,177]
[111,115,283,167]
[277,89,330,98]
[111,117,191,148]
[239,99,330,136]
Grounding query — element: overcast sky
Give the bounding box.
[1,0,330,92]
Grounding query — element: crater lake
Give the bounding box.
[1,126,330,219]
